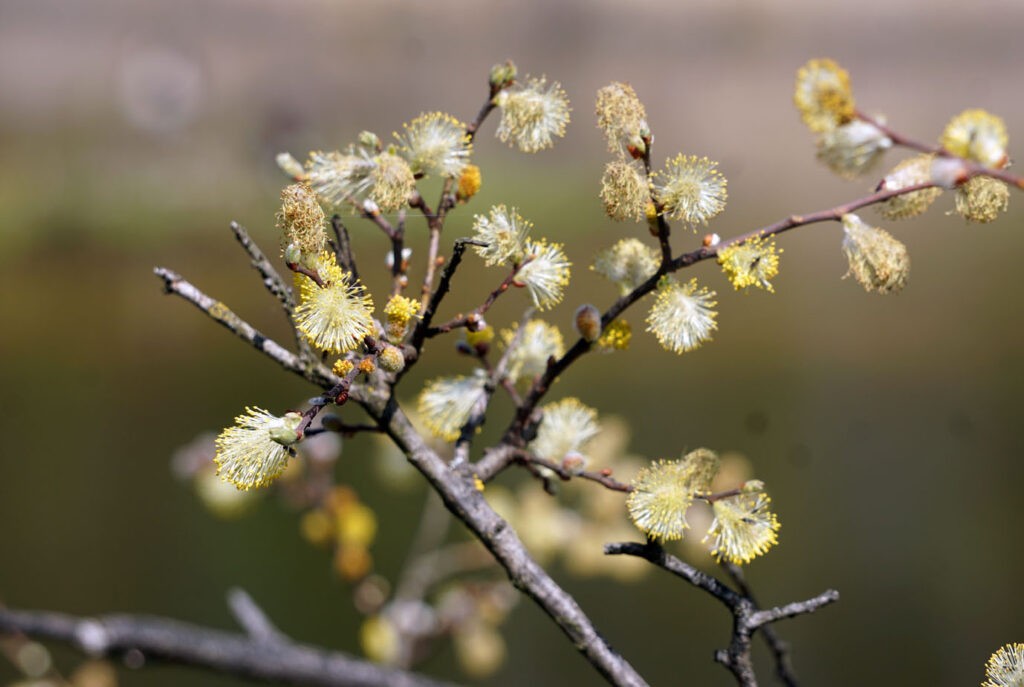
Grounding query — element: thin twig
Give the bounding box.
[406,238,487,364]
[332,214,360,282]
[230,221,295,310]
[605,542,838,687]
[425,266,520,337]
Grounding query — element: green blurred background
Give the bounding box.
[2,1,1023,685]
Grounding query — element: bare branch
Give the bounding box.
[0,607,457,687]
[230,221,295,311]
[605,542,838,687]
[226,588,287,644]
[153,267,336,388]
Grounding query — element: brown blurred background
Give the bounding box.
[2,0,1023,685]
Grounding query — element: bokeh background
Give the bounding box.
[2,1,1024,685]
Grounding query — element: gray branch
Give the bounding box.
[353,386,649,687]
[0,607,456,687]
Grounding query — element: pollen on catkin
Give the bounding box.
[333,359,355,377]
[793,58,855,133]
[597,319,632,352]
[940,109,1009,169]
[645,277,718,354]
[954,176,1009,223]
[457,164,482,203]
[214,408,303,490]
[982,643,1024,687]
[397,112,472,178]
[494,76,571,153]
[600,160,650,222]
[840,214,910,294]
[293,252,375,353]
[277,182,327,257]
[626,449,720,543]
[877,154,943,220]
[383,294,422,343]
[595,82,649,155]
[513,239,572,311]
[654,155,728,228]
[717,235,782,293]
[472,205,532,266]
[626,460,696,541]
[705,487,781,564]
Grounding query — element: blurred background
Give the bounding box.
[2,0,1023,685]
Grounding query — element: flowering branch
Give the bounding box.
[128,59,1024,687]
[604,542,838,686]
[0,605,458,687]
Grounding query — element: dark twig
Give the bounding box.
[406,238,487,362]
[0,607,457,687]
[425,266,520,337]
[721,562,799,687]
[331,214,360,283]
[516,452,632,493]
[605,542,838,687]
[390,209,407,296]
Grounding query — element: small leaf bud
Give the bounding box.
[358,130,382,152]
[489,60,517,90]
[930,155,969,189]
[276,152,306,180]
[283,242,302,266]
[574,304,602,342]
[268,411,303,446]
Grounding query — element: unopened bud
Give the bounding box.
[358,131,382,152]
[930,155,969,189]
[574,304,602,343]
[276,152,306,180]
[562,452,587,475]
[283,242,302,265]
[377,345,406,373]
[268,412,304,446]
[489,60,517,90]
